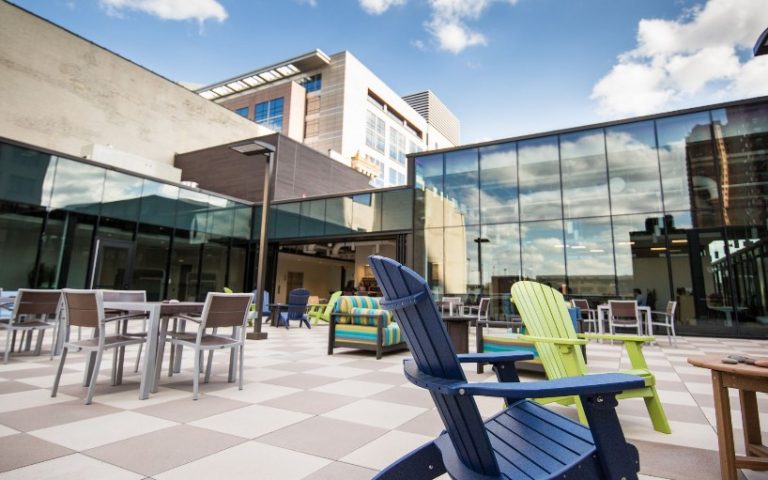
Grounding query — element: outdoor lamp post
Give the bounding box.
[230,139,275,340]
[755,27,768,56]
[473,237,490,294]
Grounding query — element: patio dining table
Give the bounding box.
[596,304,652,336]
[102,300,204,400]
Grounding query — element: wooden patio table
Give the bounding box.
[688,354,768,480]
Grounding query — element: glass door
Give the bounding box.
[89,238,134,290]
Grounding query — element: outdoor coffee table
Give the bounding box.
[442,314,473,354]
[688,355,768,480]
[103,301,203,400]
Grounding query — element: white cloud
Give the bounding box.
[359,0,405,15]
[99,0,227,25]
[592,0,768,117]
[357,0,521,54]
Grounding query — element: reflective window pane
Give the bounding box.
[413,227,444,296]
[207,198,235,238]
[272,203,300,238]
[414,153,443,228]
[0,204,45,288]
[381,189,412,231]
[519,136,561,221]
[481,222,521,297]
[479,142,518,224]
[132,224,171,300]
[325,196,354,235]
[520,220,565,288]
[444,149,479,227]
[169,232,201,301]
[351,193,379,232]
[444,225,479,295]
[656,112,718,226]
[0,143,56,207]
[140,180,178,227]
[564,217,615,295]
[605,121,662,215]
[300,199,326,237]
[176,189,209,244]
[711,104,768,226]
[50,158,105,215]
[612,213,670,305]
[560,129,609,218]
[100,170,143,222]
[232,205,252,240]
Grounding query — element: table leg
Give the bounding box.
[152,316,170,394]
[138,305,161,400]
[740,390,764,457]
[712,371,738,480]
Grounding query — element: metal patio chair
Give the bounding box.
[2,289,61,363]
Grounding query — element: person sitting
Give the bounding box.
[634,288,646,306]
[342,280,356,295]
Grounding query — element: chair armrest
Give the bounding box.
[457,352,534,364]
[404,360,645,400]
[175,314,202,323]
[517,334,586,346]
[103,314,140,324]
[579,333,654,343]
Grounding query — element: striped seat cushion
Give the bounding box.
[334,296,391,324]
[335,323,403,346]
[348,307,391,326]
[482,334,539,360]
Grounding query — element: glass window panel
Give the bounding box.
[564,217,615,295]
[612,213,670,304]
[168,232,202,302]
[711,103,768,226]
[228,244,248,293]
[444,225,479,295]
[560,129,610,218]
[36,211,66,288]
[63,215,96,288]
[232,205,252,240]
[325,196,354,235]
[273,203,300,238]
[0,143,56,207]
[0,204,45,288]
[381,189,413,231]
[519,136,562,221]
[176,189,209,245]
[207,198,235,237]
[481,222,521,294]
[414,153,444,229]
[140,180,179,227]
[200,238,229,299]
[479,142,518,224]
[605,121,663,215]
[100,170,143,222]
[413,227,444,296]
[132,224,171,301]
[97,217,135,242]
[444,149,479,227]
[300,199,326,237]
[49,158,105,215]
[352,193,379,232]
[520,220,565,289]
[656,112,719,226]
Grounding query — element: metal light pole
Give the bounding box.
[473,237,490,295]
[230,139,275,340]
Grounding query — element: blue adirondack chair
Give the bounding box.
[278,288,311,329]
[369,255,645,480]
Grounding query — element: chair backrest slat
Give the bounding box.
[285,288,310,320]
[14,289,61,318]
[370,256,500,476]
[63,290,101,328]
[204,294,252,329]
[666,300,677,317]
[511,281,586,379]
[572,298,590,311]
[323,291,342,317]
[609,300,638,320]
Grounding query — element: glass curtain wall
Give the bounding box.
[412,100,768,338]
[0,141,254,298]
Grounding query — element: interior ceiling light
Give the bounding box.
[650,247,667,251]
[671,239,688,244]
[571,245,586,249]
[589,249,605,253]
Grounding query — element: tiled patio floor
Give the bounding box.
[1,326,767,480]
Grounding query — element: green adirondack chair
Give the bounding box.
[511,281,671,434]
[307,291,342,325]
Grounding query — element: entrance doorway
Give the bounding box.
[272,238,402,303]
[89,238,134,290]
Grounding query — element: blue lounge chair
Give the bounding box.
[368,255,645,480]
[277,288,311,329]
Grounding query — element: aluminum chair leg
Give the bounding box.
[239,343,244,391]
[51,346,68,397]
[83,351,97,386]
[134,343,142,373]
[4,329,11,364]
[168,343,176,377]
[35,329,45,355]
[85,348,105,405]
[205,351,213,383]
[192,347,201,400]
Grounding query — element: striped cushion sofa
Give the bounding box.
[327,296,407,359]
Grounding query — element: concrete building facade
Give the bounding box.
[197,50,460,188]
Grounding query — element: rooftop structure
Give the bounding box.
[196,50,460,187]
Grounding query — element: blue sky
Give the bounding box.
[10,0,768,144]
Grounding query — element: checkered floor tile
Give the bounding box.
[1,326,767,479]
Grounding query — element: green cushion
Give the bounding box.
[348,307,391,326]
